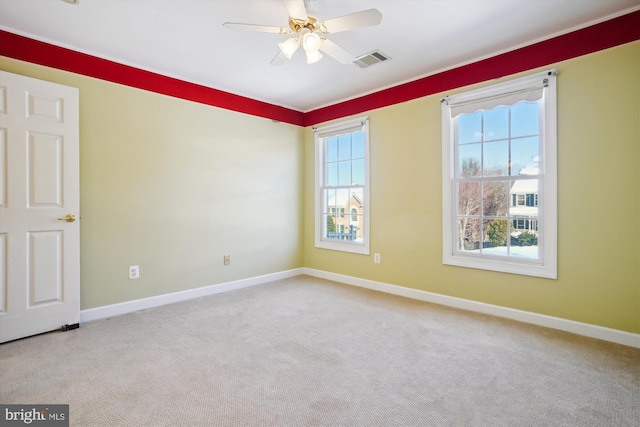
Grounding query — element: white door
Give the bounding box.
[0,71,80,343]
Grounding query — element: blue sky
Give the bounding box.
[458,102,540,176]
[325,131,366,187]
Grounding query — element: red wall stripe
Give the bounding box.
[1,10,638,127]
[0,30,305,126]
[303,9,640,126]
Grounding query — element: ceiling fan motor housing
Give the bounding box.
[289,16,323,34]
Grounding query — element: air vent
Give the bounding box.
[352,50,391,68]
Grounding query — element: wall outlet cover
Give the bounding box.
[129,265,140,279]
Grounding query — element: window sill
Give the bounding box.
[443,252,556,279]
[316,240,370,255]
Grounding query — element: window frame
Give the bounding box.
[441,71,557,279]
[314,117,370,255]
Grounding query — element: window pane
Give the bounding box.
[510,219,539,259]
[336,188,349,211]
[352,132,365,159]
[511,137,539,175]
[511,102,539,137]
[338,135,351,160]
[483,181,509,216]
[352,159,365,185]
[350,187,363,202]
[327,137,338,162]
[338,160,352,185]
[326,162,337,186]
[349,188,364,241]
[484,107,509,141]
[510,245,539,259]
[458,145,481,178]
[350,215,363,241]
[483,141,509,176]
[509,179,538,215]
[459,112,482,144]
[483,219,508,256]
[350,188,364,212]
[325,188,352,241]
[331,196,348,237]
[325,214,339,239]
[458,218,481,251]
[324,189,336,213]
[457,182,480,216]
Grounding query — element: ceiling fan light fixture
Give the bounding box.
[301,31,321,52]
[305,49,323,64]
[279,37,300,59]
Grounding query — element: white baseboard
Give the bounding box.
[303,268,640,349]
[80,266,639,348]
[80,268,304,323]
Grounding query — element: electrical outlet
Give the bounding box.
[374,253,381,264]
[129,265,140,279]
[223,255,230,266]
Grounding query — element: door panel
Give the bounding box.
[28,230,63,306]
[0,70,79,343]
[29,132,63,206]
[27,90,64,123]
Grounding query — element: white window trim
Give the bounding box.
[314,116,370,255]
[441,71,557,279]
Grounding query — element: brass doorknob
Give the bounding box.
[57,214,77,223]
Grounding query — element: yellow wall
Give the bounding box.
[2,40,638,333]
[1,57,305,309]
[304,41,640,333]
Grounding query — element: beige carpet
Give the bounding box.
[1,276,639,426]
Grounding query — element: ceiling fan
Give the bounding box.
[223,0,382,65]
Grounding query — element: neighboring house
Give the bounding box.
[327,192,363,241]
[509,164,539,234]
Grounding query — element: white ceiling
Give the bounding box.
[1,0,638,112]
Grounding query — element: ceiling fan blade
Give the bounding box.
[321,9,382,34]
[319,39,355,64]
[223,22,291,34]
[270,51,290,66]
[284,0,308,21]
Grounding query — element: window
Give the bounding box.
[328,207,345,217]
[314,117,370,254]
[441,71,557,278]
[513,219,538,232]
